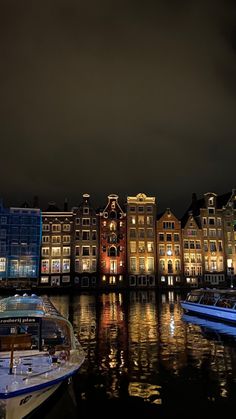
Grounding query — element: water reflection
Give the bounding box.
[30,290,236,418]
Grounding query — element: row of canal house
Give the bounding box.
[39,190,236,289]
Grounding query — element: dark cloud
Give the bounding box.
[0,0,236,215]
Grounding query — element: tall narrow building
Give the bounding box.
[181,211,203,287]
[72,193,99,288]
[127,193,156,287]
[99,194,126,287]
[40,202,73,287]
[222,189,236,287]
[156,208,182,287]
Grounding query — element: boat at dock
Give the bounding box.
[0,294,85,419]
[180,289,236,323]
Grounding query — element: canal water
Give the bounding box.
[28,290,236,418]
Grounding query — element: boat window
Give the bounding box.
[0,323,40,351]
[41,319,71,350]
[200,294,219,306]
[0,299,43,313]
[187,294,201,303]
[215,297,236,309]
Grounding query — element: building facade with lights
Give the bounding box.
[156,208,182,287]
[0,201,41,285]
[222,190,236,286]
[181,211,203,287]
[40,202,73,287]
[72,194,99,288]
[127,193,157,287]
[99,194,126,287]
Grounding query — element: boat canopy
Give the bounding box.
[0,295,61,319]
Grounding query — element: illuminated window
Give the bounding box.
[42,224,50,231]
[63,224,71,231]
[82,259,90,272]
[147,257,154,272]
[0,258,6,272]
[41,247,49,256]
[130,257,137,272]
[138,242,145,253]
[63,235,70,243]
[196,241,201,249]
[147,216,153,225]
[139,257,145,272]
[51,247,61,256]
[166,244,172,255]
[175,260,180,271]
[174,244,180,255]
[147,242,153,252]
[51,259,61,273]
[41,276,49,283]
[130,241,136,253]
[130,216,136,225]
[52,224,61,232]
[138,216,144,225]
[41,259,49,273]
[52,236,61,243]
[159,259,165,272]
[159,244,165,255]
[130,229,136,238]
[110,222,116,231]
[63,246,70,256]
[63,259,70,272]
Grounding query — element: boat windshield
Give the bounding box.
[41,318,71,350]
[0,318,71,352]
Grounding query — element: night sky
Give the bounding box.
[1,0,236,216]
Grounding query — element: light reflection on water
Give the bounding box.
[30,290,236,418]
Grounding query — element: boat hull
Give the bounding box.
[181,301,236,323]
[0,383,60,419]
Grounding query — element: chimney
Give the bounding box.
[64,198,68,212]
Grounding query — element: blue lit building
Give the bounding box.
[0,201,41,284]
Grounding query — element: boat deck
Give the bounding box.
[0,350,84,398]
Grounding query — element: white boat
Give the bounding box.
[0,294,85,419]
[180,289,236,323]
